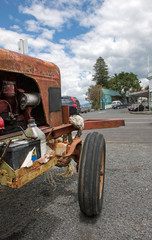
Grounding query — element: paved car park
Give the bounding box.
[0,108,152,240]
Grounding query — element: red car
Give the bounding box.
[61,96,81,115]
[128,104,144,111]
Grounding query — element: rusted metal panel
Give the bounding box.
[0,119,125,142]
[45,124,76,139]
[83,119,125,130]
[0,131,23,140]
[14,155,57,188]
[0,138,83,188]
[0,48,62,127]
[62,105,70,124]
[63,138,82,157]
[49,111,63,127]
[0,161,16,186]
[44,119,125,139]
[0,48,60,80]
[33,76,62,126]
[0,154,57,188]
[60,138,82,171]
[53,138,82,171]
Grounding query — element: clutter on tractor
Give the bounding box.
[0,48,125,216]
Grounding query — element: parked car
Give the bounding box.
[61,96,80,115]
[80,106,88,113]
[111,100,121,107]
[111,100,121,109]
[143,102,149,109]
[128,104,144,111]
[112,101,129,109]
[73,97,81,114]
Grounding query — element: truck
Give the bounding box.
[0,48,125,216]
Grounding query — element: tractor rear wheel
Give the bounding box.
[78,132,106,216]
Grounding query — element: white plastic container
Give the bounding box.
[23,119,47,157]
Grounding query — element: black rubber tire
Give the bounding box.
[78,132,106,217]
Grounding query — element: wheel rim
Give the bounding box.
[99,148,105,199]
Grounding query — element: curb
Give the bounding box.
[129,111,152,115]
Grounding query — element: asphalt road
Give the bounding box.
[0,108,152,240]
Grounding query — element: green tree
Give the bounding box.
[109,72,141,99]
[145,85,149,90]
[92,57,109,88]
[86,85,102,110]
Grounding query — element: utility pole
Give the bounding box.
[147,72,152,111]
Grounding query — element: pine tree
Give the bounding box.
[92,57,109,88]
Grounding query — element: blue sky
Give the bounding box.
[0,0,151,104]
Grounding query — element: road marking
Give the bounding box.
[126,122,152,123]
[107,141,130,143]
[123,118,152,120]
[106,141,152,145]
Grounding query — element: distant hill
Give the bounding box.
[82,102,91,108]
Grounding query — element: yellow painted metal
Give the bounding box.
[0,161,15,185]
[0,153,57,189]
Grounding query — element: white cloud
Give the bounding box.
[62,0,152,80]
[34,46,93,103]
[140,78,149,89]
[1,0,152,104]
[19,2,75,30]
[28,37,51,50]
[40,29,55,40]
[10,25,22,32]
[25,20,55,40]
[25,19,41,32]
[0,28,28,51]
[19,0,99,31]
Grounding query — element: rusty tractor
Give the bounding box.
[0,48,125,216]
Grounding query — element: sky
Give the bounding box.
[0,0,151,104]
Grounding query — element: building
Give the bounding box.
[128,90,149,103]
[101,88,121,104]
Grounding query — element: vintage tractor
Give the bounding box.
[0,48,125,216]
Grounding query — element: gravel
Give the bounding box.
[0,109,152,240]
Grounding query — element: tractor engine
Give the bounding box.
[0,72,42,135]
